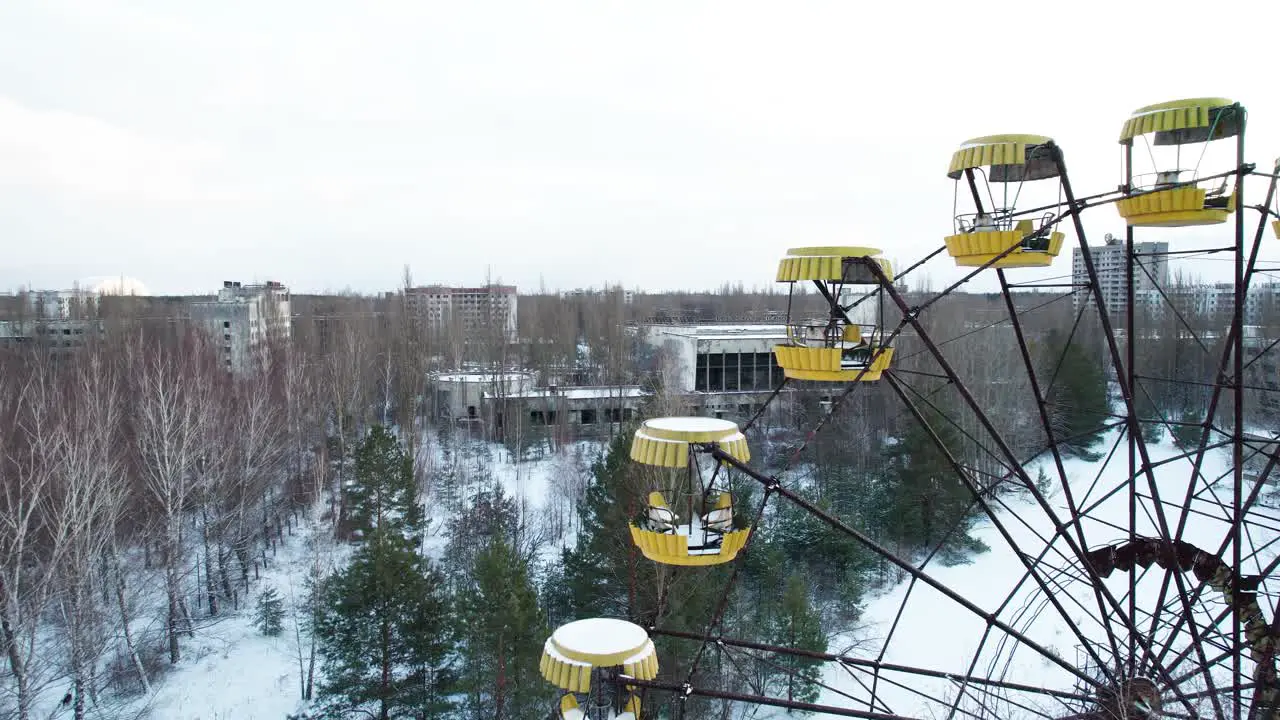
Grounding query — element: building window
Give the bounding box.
[223,321,231,328]
[580,408,598,425]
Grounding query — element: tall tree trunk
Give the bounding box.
[166,563,182,664]
[115,561,150,695]
[0,577,30,720]
[380,615,392,720]
[305,638,316,700]
[73,661,86,720]
[218,546,234,602]
[495,636,506,720]
[202,507,219,616]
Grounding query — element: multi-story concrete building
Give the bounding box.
[560,286,635,305]
[1072,233,1170,313]
[0,283,120,353]
[641,324,791,418]
[0,318,103,353]
[190,280,291,373]
[1166,282,1280,324]
[405,284,518,343]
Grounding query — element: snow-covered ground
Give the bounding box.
[115,517,349,720]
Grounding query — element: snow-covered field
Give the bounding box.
[109,518,347,720]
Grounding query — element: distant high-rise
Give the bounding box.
[404,284,518,343]
[190,280,291,373]
[1072,233,1169,312]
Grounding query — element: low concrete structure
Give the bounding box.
[432,371,536,422]
[488,384,650,438]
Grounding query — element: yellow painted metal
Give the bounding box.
[1116,187,1234,227]
[787,246,882,257]
[629,419,750,468]
[539,620,660,692]
[947,134,1056,180]
[1119,97,1237,143]
[541,652,592,693]
[776,247,894,283]
[1273,219,1279,240]
[629,524,752,566]
[943,231,1065,268]
[772,346,895,382]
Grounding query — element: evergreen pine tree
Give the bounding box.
[455,535,551,719]
[766,574,827,707]
[1042,329,1110,458]
[879,405,985,562]
[254,586,285,637]
[314,424,454,719]
[345,425,423,537]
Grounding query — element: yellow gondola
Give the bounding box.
[628,417,751,566]
[1116,97,1244,228]
[771,246,895,383]
[540,617,654,719]
[945,134,1066,268]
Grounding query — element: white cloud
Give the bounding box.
[0,95,224,204]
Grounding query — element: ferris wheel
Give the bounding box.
[541,97,1280,720]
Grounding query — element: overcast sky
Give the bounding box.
[3,0,1280,296]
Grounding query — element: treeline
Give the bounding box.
[0,328,327,720]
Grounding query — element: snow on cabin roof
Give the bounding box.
[551,618,649,659]
[645,416,738,434]
[484,385,649,400]
[646,324,788,341]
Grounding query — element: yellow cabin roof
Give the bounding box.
[947,134,1059,182]
[1119,97,1241,145]
[775,246,895,283]
[630,417,751,468]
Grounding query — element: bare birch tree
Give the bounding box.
[0,353,58,720]
[43,352,127,719]
[131,332,207,664]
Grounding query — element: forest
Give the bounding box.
[0,277,1273,719]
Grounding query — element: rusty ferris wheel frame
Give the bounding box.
[605,102,1280,720]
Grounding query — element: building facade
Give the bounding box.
[1072,234,1170,313]
[1166,282,1280,324]
[405,284,518,343]
[489,384,649,440]
[0,287,107,353]
[190,280,291,373]
[641,324,791,418]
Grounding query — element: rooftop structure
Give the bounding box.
[190,280,291,373]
